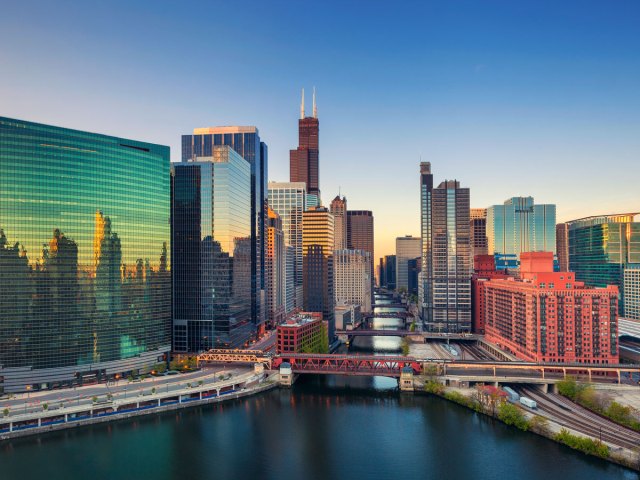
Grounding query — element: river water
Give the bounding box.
[0,300,636,479]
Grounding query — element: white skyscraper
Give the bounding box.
[334,249,372,312]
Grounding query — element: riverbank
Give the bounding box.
[416,378,640,472]
[0,372,277,441]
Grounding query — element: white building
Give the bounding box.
[334,249,372,312]
[395,236,421,293]
[624,265,640,320]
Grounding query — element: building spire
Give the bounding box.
[312,86,317,118]
[300,88,305,119]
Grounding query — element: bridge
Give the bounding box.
[364,311,411,319]
[372,303,406,309]
[197,349,273,368]
[272,354,422,377]
[335,329,482,342]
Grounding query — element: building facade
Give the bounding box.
[302,207,335,341]
[347,210,375,292]
[267,182,307,309]
[568,214,640,316]
[624,265,640,320]
[290,89,320,197]
[182,126,267,333]
[484,252,619,364]
[266,207,286,326]
[470,208,488,257]
[384,255,397,290]
[396,236,421,292]
[471,255,509,334]
[334,249,372,312]
[407,257,421,297]
[556,222,569,272]
[0,117,171,392]
[173,146,252,351]
[276,311,326,354]
[420,163,472,332]
[486,197,556,271]
[330,195,348,251]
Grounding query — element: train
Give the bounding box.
[519,396,537,409]
[503,386,519,403]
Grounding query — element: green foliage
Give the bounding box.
[424,380,445,395]
[497,402,530,431]
[556,376,582,400]
[92,396,97,403]
[554,428,610,458]
[42,403,48,411]
[424,364,439,379]
[529,415,550,435]
[444,391,482,412]
[409,322,416,332]
[401,338,410,356]
[152,362,167,374]
[170,356,198,371]
[3,408,9,417]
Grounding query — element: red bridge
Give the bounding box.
[272,354,422,377]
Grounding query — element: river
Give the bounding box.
[0,300,636,479]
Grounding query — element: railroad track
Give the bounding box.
[520,387,640,450]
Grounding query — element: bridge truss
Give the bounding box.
[273,354,422,377]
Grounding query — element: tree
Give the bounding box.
[529,415,550,435]
[497,402,529,431]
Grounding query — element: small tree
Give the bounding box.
[43,403,48,411]
[529,415,550,435]
[151,387,156,395]
[3,408,9,417]
[497,402,529,431]
[92,396,97,403]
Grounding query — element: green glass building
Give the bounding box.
[0,117,171,392]
[568,213,640,315]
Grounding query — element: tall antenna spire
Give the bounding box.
[312,86,317,118]
[300,88,305,119]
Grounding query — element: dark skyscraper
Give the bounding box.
[347,210,375,292]
[182,126,267,335]
[290,88,320,198]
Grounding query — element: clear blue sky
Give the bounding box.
[1,0,639,258]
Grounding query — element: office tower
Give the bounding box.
[625,265,640,320]
[379,257,386,288]
[407,257,421,297]
[0,117,171,392]
[334,249,372,312]
[285,245,295,313]
[396,236,421,292]
[173,146,252,351]
[266,207,286,326]
[556,223,569,272]
[420,162,472,332]
[268,182,307,309]
[182,126,267,334]
[568,213,640,315]
[302,207,335,341]
[290,88,320,198]
[330,195,348,250]
[484,252,619,364]
[347,210,375,292]
[385,255,397,290]
[470,208,488,257]
[486,197,556,271]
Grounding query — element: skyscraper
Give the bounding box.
[302,207,335,341]
[173,146,252,350]
[385,255,397,290]
[568,213,640,315]
[290,88,320,200]
[420,163,472,333]
[347,210,374,292]
[334,249,372,312]
[470,208,488,257]
[625,265,640,320]
[268,182,307,309]
[486,196,556,271]
[266,207,286,327]
[182,126,267,334]
[0,116,171,392]
[396,235,421,292]
[330,195,348,250]
[556,222,570,272]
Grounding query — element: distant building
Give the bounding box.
[486,197,556,271]
[407,257,421,297]
[420,162,472,333]
[330,195,348,250]
[384,255,397,290]
[334,304,362,330]
[268,182,307,309]
[396,236,421,292]
[625,265,640,320]
[347,210,375,292]
[266,207,286,326]
[302,207,335,341]
[484,252,619,364]
[470,208,488,257]
[290,89,320,198]
[334,249,372,312]
[173,146,252,350]
[276,311,325,354]
[568,213,640,316]
[556,223,569,272]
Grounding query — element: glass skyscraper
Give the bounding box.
[172,146,252,350]
[182,127,267,333]
[486,196,556,271]
[0,117,171,392]
[568,213,640,315]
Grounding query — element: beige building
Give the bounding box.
[334,249,372,312]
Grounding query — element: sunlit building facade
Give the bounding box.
[0,117,171,392]
[396,236,421,292]
[266,207,286,326]
[330,195,348,250]
[173,146,252,351]
[624,265,640,321]
[334,249,372,312]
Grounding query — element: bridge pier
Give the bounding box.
[279,363,297,388]
[399,367,414,392]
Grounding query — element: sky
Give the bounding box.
[1,0,639,259]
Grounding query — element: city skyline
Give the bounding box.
[2,2,639,259]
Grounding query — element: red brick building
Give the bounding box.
[276,311,325,354]
[483,252,619,364]
[471,255,508,333]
